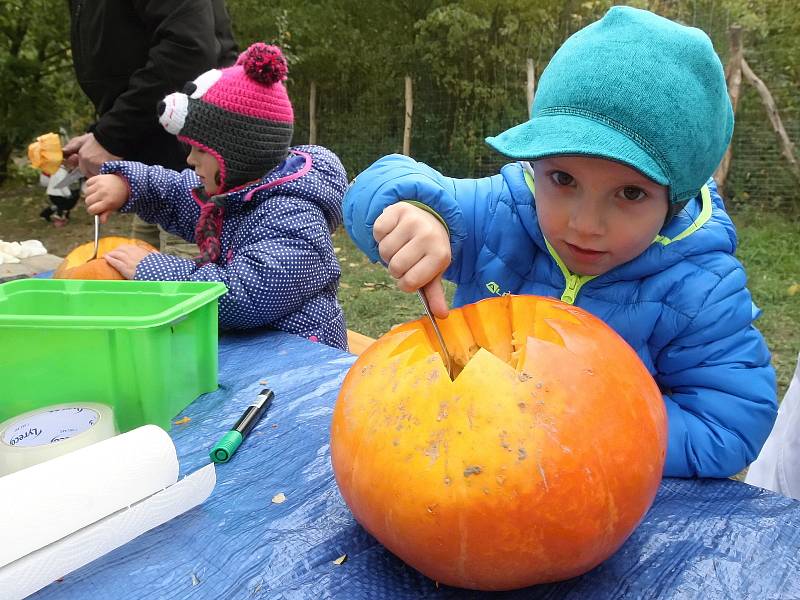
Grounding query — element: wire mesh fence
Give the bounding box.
[287,11,799,213]
[289,68,798,212]
[726,68,800,211]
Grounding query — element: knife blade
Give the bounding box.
[48,168,83,191]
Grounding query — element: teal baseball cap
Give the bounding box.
[486,6,733,203]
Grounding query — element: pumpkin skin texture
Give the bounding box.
[330,295,666,591]
[53,237,157,280]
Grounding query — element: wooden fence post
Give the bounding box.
[526,59,536,118]
[403,76,413,156]
[309,81,317,146]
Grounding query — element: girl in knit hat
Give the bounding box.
[84,44,348,350]
[343,7,777,477]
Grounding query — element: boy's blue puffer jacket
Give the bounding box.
[345,154,777,478]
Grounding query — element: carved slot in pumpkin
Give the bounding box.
[389,295,582,379]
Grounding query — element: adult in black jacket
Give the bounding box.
[64,0,237,250]
[65,0,238,176]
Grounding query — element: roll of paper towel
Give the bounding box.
[0,462,215,600]
[0,424,179,569]
[0,403,118,477]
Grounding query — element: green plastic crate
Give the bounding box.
[0,279,227,433]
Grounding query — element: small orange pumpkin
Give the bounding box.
[54,237,157,280]
[27,132,63,176]
[330,294,667,591]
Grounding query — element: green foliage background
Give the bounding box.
[0,0,797,390]
[2,0,798,209]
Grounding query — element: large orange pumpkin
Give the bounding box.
[54,237,157,280]
[330,294,667,591]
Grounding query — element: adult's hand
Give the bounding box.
[62,133,92,170]
[63,133,121,177]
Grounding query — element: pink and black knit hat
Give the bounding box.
[158,43,294,190]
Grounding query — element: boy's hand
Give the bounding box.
[374,202,451,318]
[103,245,157,280]
[84,174,129,224]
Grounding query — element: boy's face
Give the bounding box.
[532,156,669,277]
[187,146,221,195]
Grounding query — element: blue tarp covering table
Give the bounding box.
[34,330,800,599]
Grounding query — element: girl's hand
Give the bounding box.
[373,202,451,318]
[103,244,157,280]
[84,174,129,223]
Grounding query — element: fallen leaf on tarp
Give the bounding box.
[788,283,800,296]
[272,492,287,504]
[333,554,347,565]
[191,572,200,586]
[173,417,191,425]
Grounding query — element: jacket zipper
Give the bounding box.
[543,239,595,305]
[522,164,597,305]
[561,274,583,304]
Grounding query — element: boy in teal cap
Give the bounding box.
[343,6,777,478]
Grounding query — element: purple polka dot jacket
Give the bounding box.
[100,145,348,350]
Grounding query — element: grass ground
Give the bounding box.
[0,182,134,256]
[1,180,798,396]
[732,207,800,397]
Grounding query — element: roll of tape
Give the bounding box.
[0,403,117,476]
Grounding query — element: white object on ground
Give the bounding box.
[0,240,47,265]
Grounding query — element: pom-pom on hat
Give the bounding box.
[158,43,294,190]
[486,7,733,204]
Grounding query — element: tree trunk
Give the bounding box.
[0,143,12,187]
[741,57,800,182]
[714,25,743,190]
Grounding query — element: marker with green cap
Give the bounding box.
[210,389,274,463]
